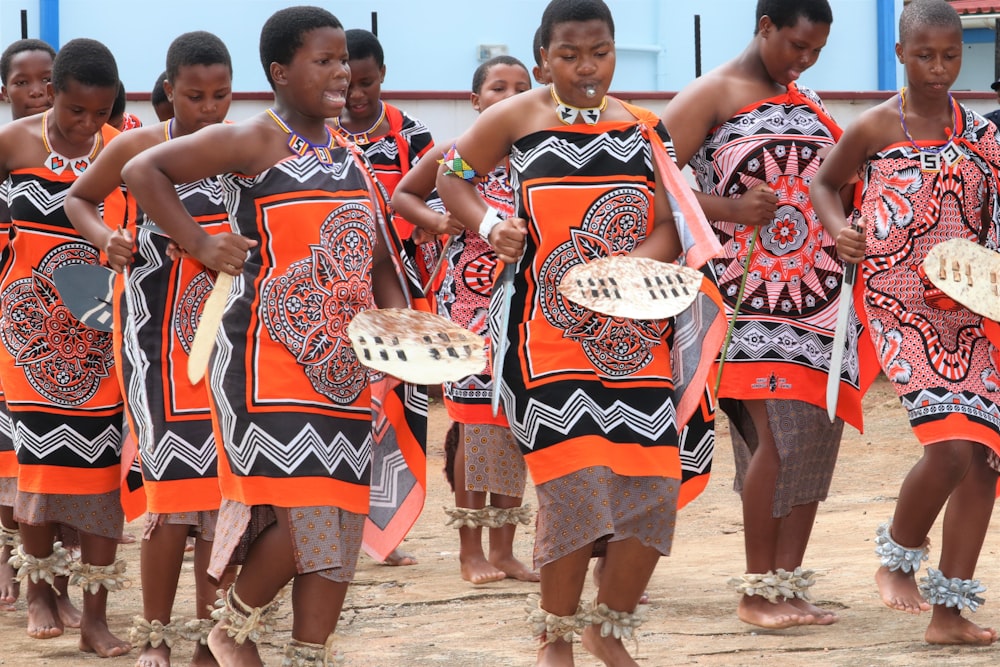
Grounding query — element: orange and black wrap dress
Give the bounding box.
[343,104,437,310]
[0,124,125,500]
[119,175,229,516]
[207,137,422,520]
[498,103,723,509]
[0,182,17,503]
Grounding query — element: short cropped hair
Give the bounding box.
[151,70,168,106]
[51,38,118,93]
[471,55,529,94]
[539,0,614,52]
[166,31,232,83]
[259,5,342,89]
[0,38,56,86]
[532,27,543,67]
[899,0,961,44]
[755,0,833,34]
[346,29,384,67]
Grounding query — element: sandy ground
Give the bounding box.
[2,376,1000,666]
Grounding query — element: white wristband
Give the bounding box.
[478,207,504,242]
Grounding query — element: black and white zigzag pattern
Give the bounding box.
[507,387,677,450]
[367,448,408,509]
[227,423,371,478]
[511,131,651,174]
[8,179,69,217]
[13,422,121,462]
[140,432,216,478]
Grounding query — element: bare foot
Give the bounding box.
[207,623,262,667]
[875,566,930,614]
[135,642,171,667]
[787,598,838,625]
[537,638,574,666]
[80,618,131,657]
[25,585,63,639]
[461,554,506,585]
[490,555,540,582]
[382,549,417,566]
[582,623,638,666]
[925,608,998,646]
[737,594,815,629]
[119,533,137,545]
[190,641,221,666]
[0,554,19,610]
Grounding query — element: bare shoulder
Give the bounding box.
[0,115,42,168]
[847,98,901,158]
[101,124,165,163]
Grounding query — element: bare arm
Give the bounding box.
[391,141,463,237]
[810,111,884,265]
[662,79,777,226]
[66,128,160,272]
[632,153,681,262]
[435,97,528,264]
[122,122,262,273]
[372,230,407,309]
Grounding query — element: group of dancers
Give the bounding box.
[0,0,998,666]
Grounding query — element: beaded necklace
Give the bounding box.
[164,118,175,141]
[41,110,102,176]
[332,100,386,145]
[266,108,335,166]
[550,85,607,125]
[897,87,962,173]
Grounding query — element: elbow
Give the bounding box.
[120,153,148,190]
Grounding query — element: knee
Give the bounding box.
[920,441,975,482]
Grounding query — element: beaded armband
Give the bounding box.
[439,144,478,183]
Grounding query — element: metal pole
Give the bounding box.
[371,11,378,37]
[995,18,1000,83]
[694,15,702,78]
[20,10,28,38]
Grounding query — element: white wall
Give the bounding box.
[0,0,902,96]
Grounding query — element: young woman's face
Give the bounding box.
[51,79,117,145]
[345,55,384,122]
[2,49,53,120]
[472,63,531,113]
[166,62,232,133]
[896,24,962,94]
[759,15,829,86]
[279,26,351,120]
[542,19,615,107]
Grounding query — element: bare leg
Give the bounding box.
[582,538,658,666]
[924,444,997,646]
[77,532,130,657]
[53,574,81,627]
[775,502,836,624]
[592,559,648,605]
[488,492,538,582]
[0,506,19,610]
[536,543,591,667]
[290,573,348,643]
[454,426,505,584]
[735,400,814,628]
[207,515,297,667]
[19,521,62,639]
[876,440,969,615]
[191,537,231,667]
[135,522,188,667]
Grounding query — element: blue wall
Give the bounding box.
[0,0,913,94]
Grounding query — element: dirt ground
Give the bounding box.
[2,375,1000,666]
